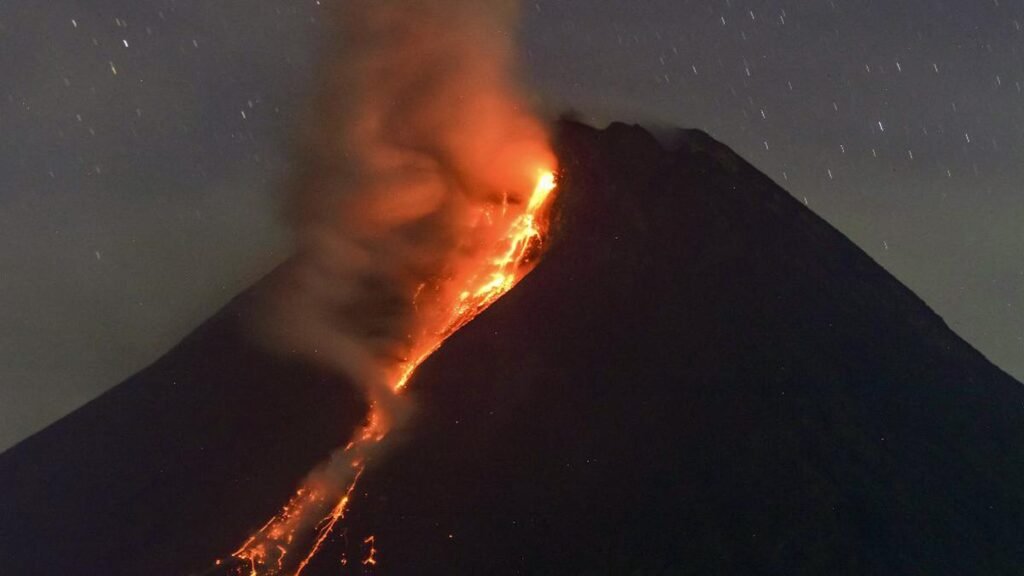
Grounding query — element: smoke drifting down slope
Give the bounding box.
[237,0,556,572]
[3,121,1024,575]
[6,2,1021,575]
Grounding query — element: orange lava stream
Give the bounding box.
[291,466,365,576]
[226,170,556,575]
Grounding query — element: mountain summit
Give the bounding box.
[2,121,1022,575]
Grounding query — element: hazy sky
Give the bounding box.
[1,0,1021,451]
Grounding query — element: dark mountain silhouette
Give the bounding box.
[2,120,1022,575]
[0,282,368,574]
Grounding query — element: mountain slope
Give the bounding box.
[0,285,368,575]
[315,120,1024,575]
[2,120,1022,575]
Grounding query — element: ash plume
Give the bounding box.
[239,0,555,571]
[259,0,553,410]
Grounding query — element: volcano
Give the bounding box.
[2,120,1022,575]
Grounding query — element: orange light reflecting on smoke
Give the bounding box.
[228,169,556,575]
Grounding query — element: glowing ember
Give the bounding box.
[362,536,378,566]
[225,169,557,574]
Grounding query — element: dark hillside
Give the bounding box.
[318,121,1024,575]
[2,121,1022,575]
[0,287,367,574]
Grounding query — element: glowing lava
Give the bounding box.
[226,169,557,575]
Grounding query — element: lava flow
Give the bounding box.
[225,169,557,575]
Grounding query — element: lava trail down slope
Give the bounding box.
[2,120,1023,575]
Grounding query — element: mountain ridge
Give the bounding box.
[2,119,1022,575]
[317,119,1024,574]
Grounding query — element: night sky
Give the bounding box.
[1,0,1021,451]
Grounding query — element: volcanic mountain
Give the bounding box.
[2,120,1022,575]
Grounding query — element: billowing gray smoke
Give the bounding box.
[258,0,553,408]
[235,1,554,571]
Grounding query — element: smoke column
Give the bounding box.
[261,0,553,415]
[232,0,556,572]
